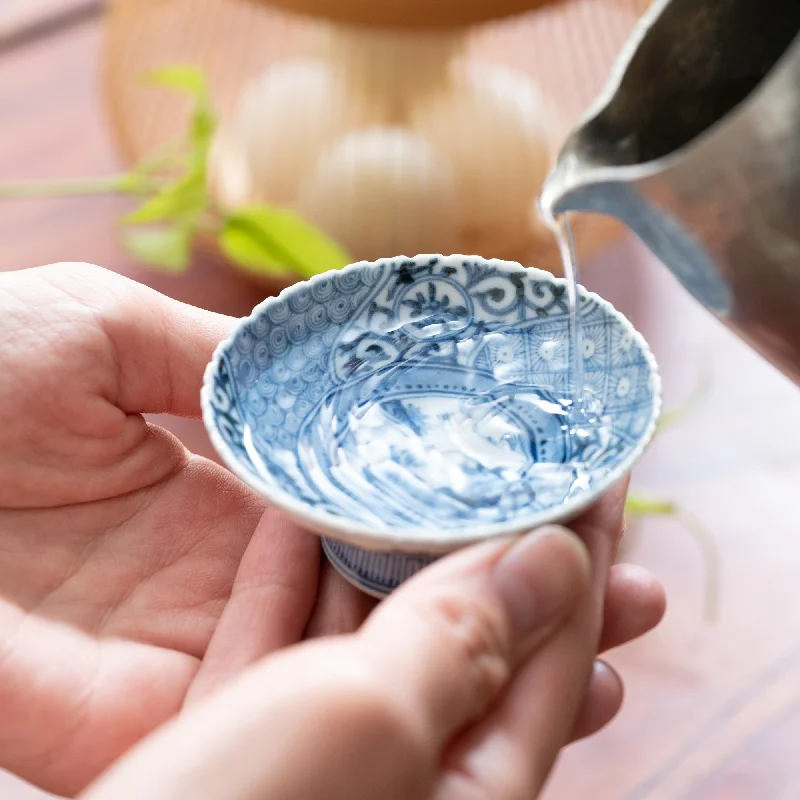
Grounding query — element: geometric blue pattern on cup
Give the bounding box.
[203,254,660,597]
[321,538,437,599]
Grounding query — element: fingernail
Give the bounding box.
[491,526,589,643]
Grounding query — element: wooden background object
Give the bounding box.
[101,0,653,276]
[239,0,574,29]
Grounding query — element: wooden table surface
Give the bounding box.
[2,5,800,799]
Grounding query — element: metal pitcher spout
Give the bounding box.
[542,0,800,385]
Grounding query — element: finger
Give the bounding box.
[563,564,666,744]
[41,263,237,417]
[305,553,662,733]
[82,526,590,800]
[568,660,624,741]
[358,525,590,750]
[304,561,378,639]
[305,532,663,745]
[599,563,666,652]
[186,507,321,704]
[435,479,628,800]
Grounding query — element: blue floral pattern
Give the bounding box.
[204,255,660,597]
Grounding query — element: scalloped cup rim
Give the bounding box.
[201,254,662,555]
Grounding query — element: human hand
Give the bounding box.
[0,264,664,796]
[82,481,656,800]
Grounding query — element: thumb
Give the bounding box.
[358,525,592,749]
[81,526,590,800]
[40,262,237,417]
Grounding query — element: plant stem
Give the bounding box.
[678,510,721,623]
[0,174,161,199]
[626,503,720,623]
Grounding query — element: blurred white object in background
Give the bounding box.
[410,59,552,255]
[297,127,461,261]
[211,57,392,207]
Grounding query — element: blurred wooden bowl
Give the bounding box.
[102,0,652,287]
[238,0,569,29]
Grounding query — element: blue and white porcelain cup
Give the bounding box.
[202,254,661,597]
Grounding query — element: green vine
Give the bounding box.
[0,65,351,278]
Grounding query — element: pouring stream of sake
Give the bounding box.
[538,204,587,414]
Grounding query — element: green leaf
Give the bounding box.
[189,102,216,163]
[122,225,191,272]
[220,225,296,278]
[219,206,351,280]
[124,167,206,225]
[145,65,208,100]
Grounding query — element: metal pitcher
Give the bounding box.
[540,0,800,385]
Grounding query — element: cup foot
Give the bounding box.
[321,537,438,598]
